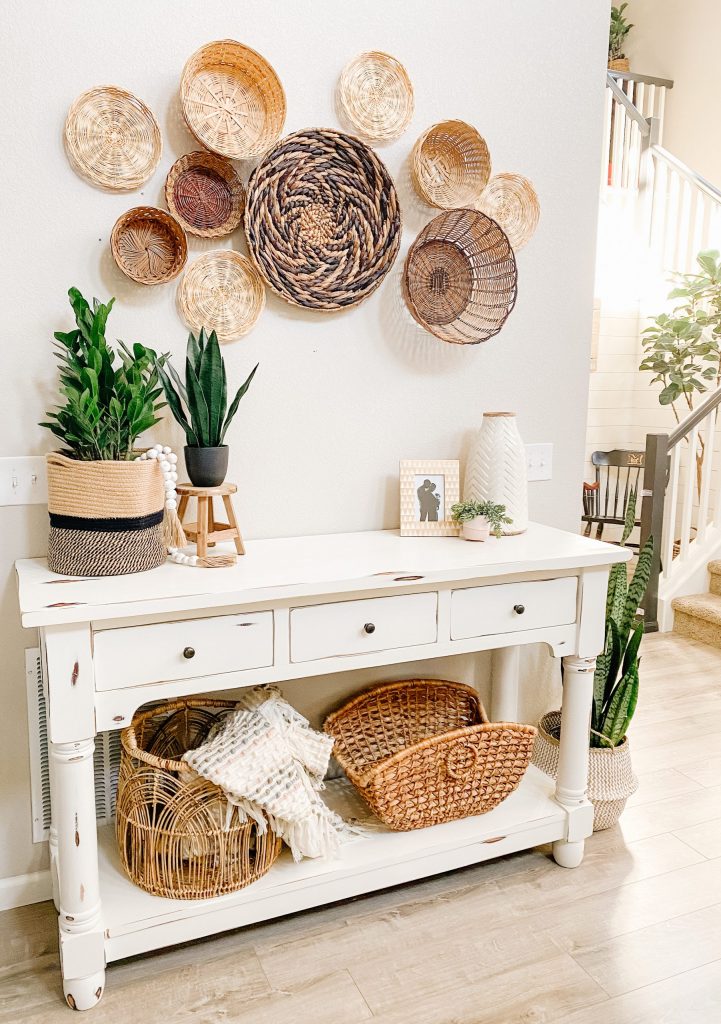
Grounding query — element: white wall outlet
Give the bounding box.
[0,456,48,506]
[526,443,553,482]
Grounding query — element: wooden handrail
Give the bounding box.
[607,69,674,89]
[668,384,721,448]
[606,75,651,134]
[651,146,721,206]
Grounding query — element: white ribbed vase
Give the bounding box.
[464,412,528,534]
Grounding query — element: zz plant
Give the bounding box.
[609,4,633,63]
[157,328,258,448]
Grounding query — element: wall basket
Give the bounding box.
[338,51,414,141]
[477,173,540,250]
[111,207,187,285]
[411,120,491,209]
[178,250,266,342]
[165,151,246,238]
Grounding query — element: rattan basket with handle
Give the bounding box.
[411,120,491,209]
[117,698,281,899]
[324,679,536,831]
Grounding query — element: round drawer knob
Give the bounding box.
[513,604,525,615]
[183,646,196,659]
[363,623,376,634]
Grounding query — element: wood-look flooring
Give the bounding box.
[2,632,721,1023]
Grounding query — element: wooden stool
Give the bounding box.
[176,483,245,558]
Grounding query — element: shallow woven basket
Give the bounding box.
[532,711,639,831]
[403,208,518,345]
[178,250,266,341]
[64,86,162,191]
[117,698,281,899]
[411,120,491,209]
[324,679,536,831]
[165,151,246,238]
[180,40,286,160]
[111,206,187,285]
[46,453,166,577]
[245,128,401,311]
[477,173,540,250]
[338,51,414,141]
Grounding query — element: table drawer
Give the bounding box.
[93,612,273,689]
[290,593,438,663]
[451,577,577,640]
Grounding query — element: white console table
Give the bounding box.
[15,524,628,1010]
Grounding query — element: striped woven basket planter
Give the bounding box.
[46,453,166,577]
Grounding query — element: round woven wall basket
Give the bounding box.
[403,208,518,345]
[338,51,414,141]
[64,86,162,191]
[117,698,282,899]
[245,128,401,311]
[165,151,245,238]
[478,173,540,250]
[180,40,286,160]
[111,207,187,285]
[178,250,266,341]
[411,120,491,209]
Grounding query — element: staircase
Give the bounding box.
[672,561,721,647]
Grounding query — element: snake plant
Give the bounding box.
[157,328,258,448]
[591,490,653,748]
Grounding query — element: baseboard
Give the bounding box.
[0,869,52,911]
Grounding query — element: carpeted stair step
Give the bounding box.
[708,560,721,597]
[673,591,721,648]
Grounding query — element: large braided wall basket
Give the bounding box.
[403,208,518,345]
[46,453,166,577]
[111,206,187,285]
[117,699,281,899]
[245,128,402,311]
[324,679,536,831]
[165,151,246,238]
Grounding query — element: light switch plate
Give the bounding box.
[526,443,553,482]
[0,456,48,506]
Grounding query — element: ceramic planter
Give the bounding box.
[461,516,491,542]
[184,446,229,488]
[464,412,528,534]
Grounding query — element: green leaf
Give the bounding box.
[601,661,639,747]
[220,363,258,443]
[186,356,210,445]
[621,535,654,636]
[199,329,224,446]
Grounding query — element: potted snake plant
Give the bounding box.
[157,328,258,488]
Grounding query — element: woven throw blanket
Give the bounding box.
[184,687,356,861]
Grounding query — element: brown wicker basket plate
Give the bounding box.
[411,120,491,209]
[165,151,246,237]
[111,206,187,285]
[245,128,401,310]
[178,250,266,341]
[338,51,414,141]
[65,86,162,191]
[180,40,286,160]
[403,208,518,345]
[477,172,540,250]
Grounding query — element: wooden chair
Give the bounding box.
[582,449,644,541]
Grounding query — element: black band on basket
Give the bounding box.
[49,509,164,533]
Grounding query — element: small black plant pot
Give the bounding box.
[184,446,229,487]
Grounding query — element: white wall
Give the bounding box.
[0,0,609,891]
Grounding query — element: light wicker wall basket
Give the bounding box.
[478,173,540,250]
[180,40,286,160]
[178,250,266,342]
[111,207,187,285]
[324,679,536,831]
[245,128,401,311]
[403,208,518,345]
[165,151,246,238]
[411,120,491,209]
[64,86,162,191]
[117,698,281,899]
[338,51,414,141]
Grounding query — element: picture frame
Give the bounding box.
[399,459,460,537]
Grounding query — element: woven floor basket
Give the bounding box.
[46,453,166,577]
[532,711,639,831]
[324,679,536,831]
[117,698,281,899]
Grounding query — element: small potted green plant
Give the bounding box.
[609,4,633,72]
[450,500,512,542]
[157,328,258,488]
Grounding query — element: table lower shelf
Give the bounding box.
[100,767,567,962]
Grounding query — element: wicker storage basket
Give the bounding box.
[411,120,491,209]
[117,698,281,899]
[324,680,536,831]
[111,206,187,285]
[532,711,639,831]
[46,453,166,577]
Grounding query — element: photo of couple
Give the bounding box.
[415,475,444,522]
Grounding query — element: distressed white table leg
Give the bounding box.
[51,738,105,1010]
[491,646,520,722]
[552,655,596,868]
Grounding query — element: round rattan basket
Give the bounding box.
[411,120,491,209]
[403,208,518,345]
[64,86,162,191]
[532,711,639,831]
[338,51,414,141]
[178,250,266,341]
[165,151,246,238]
[180,40,286,160]
[245,128,401,311]
[477,173,540,250]
[117,698,282,899]
[111,207,187,285]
